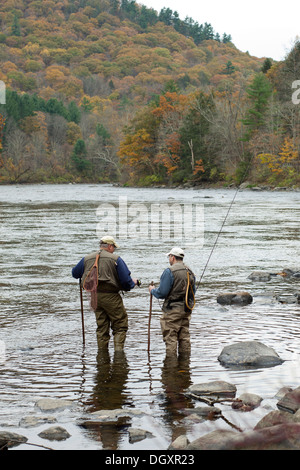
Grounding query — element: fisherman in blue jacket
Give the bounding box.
[149,247,196,356]
[72,236,138,351]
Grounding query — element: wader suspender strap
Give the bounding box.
[83,253,100,291]
[185,270,196,311]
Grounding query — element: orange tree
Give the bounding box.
[119,91,193,184]
[256,136,299,181]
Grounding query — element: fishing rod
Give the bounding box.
[196,154,255,290]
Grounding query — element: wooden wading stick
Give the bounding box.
[148,281,154,353]
[79,278,85,345]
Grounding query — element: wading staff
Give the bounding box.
[79,278,85,345]
[147,281,154,354]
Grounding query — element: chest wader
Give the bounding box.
[161,263,196,355]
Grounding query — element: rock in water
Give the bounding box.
[38,426,71,441]
[248,271,271,282]
[218,341,283,368]
[217,292,253,306]
[186,380,237,399]
[277,387,300,414]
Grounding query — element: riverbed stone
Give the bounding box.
[168,435,190,450]
[186,380,237,399]
[275,386,293,399]
[218,341,284,368]
[128,428,153,443]
[38,426,71,441]
[217,291,253,306]
[182,406,222,419]
[248,271,271,282]
[187,424,300,450]
[19,415,57,427]
[35,398,74,412]
[85,408,146,423]
[232,392,263,411]
[276,293,300,304]
[254,409,300,429]
[277,386,300,414]
[187,430,238,450]
[0,431,28,449]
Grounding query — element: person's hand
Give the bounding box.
[148,284,155,294]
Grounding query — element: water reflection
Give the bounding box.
[84,350,132,449]
[92,350,131,411]
[160,353,193,442]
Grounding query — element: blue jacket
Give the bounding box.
[151,266,196,299]
[72,256,135,291]
[151,268,174,299]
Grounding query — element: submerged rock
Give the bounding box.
[89,408,146,421]
[248,271,271,282]
[182,406,222,419]
[218,341,284,368]
[217,292,253,306]
[19,415,57,428]
[35,398,74,412]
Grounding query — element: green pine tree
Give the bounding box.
[242,72,272,140]
[71,139,90,173]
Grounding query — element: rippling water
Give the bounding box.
[0,184,299,450]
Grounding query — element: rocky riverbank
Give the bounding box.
[1,382,299,451]
[1,342,299,451]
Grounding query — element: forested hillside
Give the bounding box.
[0,0,299,186]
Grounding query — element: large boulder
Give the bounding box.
[187,424,300,450]
[218,341,284,368]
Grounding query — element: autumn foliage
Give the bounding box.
[0,0,299,186]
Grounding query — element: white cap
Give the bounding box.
[100,236,119,248]
[167,246,184,258]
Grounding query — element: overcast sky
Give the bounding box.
[140,0,299,61]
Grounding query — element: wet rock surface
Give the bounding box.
[38,426,71,441]
[218,341,284,368]
[217,292,253,305]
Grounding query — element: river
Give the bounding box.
[0,183,299,450]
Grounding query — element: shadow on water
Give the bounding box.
[0,184,300,449]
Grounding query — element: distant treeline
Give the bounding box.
[116,0,232,44]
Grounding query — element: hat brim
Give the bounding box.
[166,251,184,257]
[101,239,119,248]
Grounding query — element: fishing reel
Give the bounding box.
[136,279,142,287]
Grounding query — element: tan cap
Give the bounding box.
[167,246,184,258]
[100,236,119,248]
